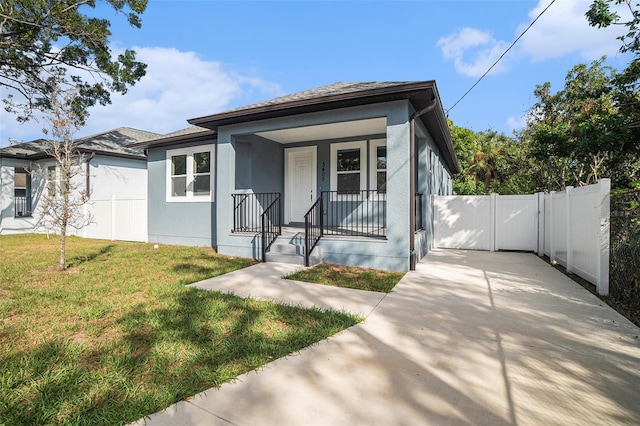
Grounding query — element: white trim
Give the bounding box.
[369,138,387,191]
[166,146,215,202]
[285,146,317,223]
[330,140,366,192]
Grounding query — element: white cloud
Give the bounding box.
[506,115,526,133]
[437,0,630,77]
[437,28,511,77]
[0,46,282,145]
[518,0,629,61]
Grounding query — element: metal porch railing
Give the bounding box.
[304,196,323,266]
[322,190,386,238]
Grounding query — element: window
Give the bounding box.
[331,141,366,193]
[369,139,387,192]
[47,165,57,197]
[166,147,214,201]
[14,167,32,217]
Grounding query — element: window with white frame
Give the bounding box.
[47,165,57,197]
[166,147,214,201]
[331,141,366,193]
[369,139,387,192]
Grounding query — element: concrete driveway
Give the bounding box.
[135,250,640,425]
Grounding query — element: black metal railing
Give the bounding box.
[14,196,32,217]
[322,190,386,238]
[261,196,281,262]
[232,192,281,233]
[414,193,423,231]
[304,196,323,266]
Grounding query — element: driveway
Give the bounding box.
[135,250,640,425]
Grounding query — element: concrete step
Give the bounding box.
[265,239,322,266]
[269,242,304,255]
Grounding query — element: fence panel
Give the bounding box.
[434,195,492,250]
[544,194,551,256]
[569,185,601,284]
[433,179,610,295]
[551,191,568,267]
[495,194,538,251]
[84,197,147,242]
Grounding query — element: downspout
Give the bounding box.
[86,152,95,199]
[409,97,436,270]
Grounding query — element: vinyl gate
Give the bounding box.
[434,194,539,252]
[433,179,610,295]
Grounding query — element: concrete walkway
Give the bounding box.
[134,250,640,426]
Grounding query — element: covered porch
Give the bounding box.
[217,108,418,269]
[187,81,457,271]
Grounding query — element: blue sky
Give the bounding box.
[0,0,632,146]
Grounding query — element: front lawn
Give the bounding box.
[285,263,405,293]
[0,234,359,425]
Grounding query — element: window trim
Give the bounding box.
[369,138,387,192]
[330,140,366,193]
[166,146,214,202]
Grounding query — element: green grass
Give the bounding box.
[0,234,360,426]
[285,263,405,293]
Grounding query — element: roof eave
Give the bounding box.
[188,81,437,129]
[129,129,218,149]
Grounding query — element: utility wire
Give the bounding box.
[446,0,557,115]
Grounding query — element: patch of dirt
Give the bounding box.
[70,332,89,344]
[31,266,80,274]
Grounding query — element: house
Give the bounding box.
[134,81,459,271]
[0,127,159,241]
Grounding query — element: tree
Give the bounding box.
[36,87,92,270]
[586,0,640,188]
[449,121,533,195]
[524,58,640,188]
[1,0,148,124]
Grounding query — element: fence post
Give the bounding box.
[490,193,497,252]
[565,186,574,273]
[597,179,611,295]
[549,191,556,262]
[537,192,544,256]
[111,195,116,241]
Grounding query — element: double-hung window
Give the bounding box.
[330,139,387,194]
[14,167,32,217]
[369,139,387,192]
[331,141,366,193]
[47,165,57,197]
[167,147,214,201]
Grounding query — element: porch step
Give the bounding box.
[265,237,322,266]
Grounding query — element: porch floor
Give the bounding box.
[278,224,386,240]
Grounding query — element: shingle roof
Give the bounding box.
[224,81,416,113]
[0,127,160,159]
[160,126,211,138]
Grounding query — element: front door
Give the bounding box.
[285,146,317,223]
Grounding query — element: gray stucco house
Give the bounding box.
[134,81,459,271]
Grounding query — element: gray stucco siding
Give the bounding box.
[317,237,407,271]
[147,141,216,247]
[214,100,451,270]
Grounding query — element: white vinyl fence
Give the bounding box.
[434,179,610,295]
[82,196,147,242]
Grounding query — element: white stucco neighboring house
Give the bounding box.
[0,127,159,241]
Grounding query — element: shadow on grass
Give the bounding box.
[67,244,116,268]
[0,287,356,426]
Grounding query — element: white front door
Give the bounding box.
[285,146,317,223]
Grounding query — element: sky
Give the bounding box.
[0,0,633,146]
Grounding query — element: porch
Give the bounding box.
[230,190,424,266]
